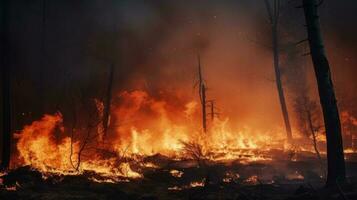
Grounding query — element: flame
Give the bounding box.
[13,113,72,172]
[11,89,335,182]
[141,162,159,168]
[109,90,290,161]
[13,112,142,180]
[345,148,355,153]
[167,179,205,191]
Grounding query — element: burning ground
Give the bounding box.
[1,90,357,199]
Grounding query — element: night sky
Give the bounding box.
[4,0,357,131]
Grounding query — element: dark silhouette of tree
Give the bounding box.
[307,105,322,161]
[302,0,346,186]
[294,94,322,160]
[283,43,324,160]
[1,0,11,170]
[264,0,293,142]
[207,100,219,122]
[102,63,114,138]
[88,3,118,139]
[197,55,207,133]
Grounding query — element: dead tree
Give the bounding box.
[306,108,322,160]
[264,0,293,142]
[102,63,114,138]
[69,96,103,171]
[102,3,118,139]
[197,55,207,133]
[306,107,326,185]
[292,71,319,149]
[207,100,220,122]
[0,0,11,170]
[302,0,346,186]
[295,95,322,160]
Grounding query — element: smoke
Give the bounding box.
[6,0,357,133]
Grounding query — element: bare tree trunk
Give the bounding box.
[69,102,78,170]
[273,23,293,142]
[265,0,293,142]
[198,55,207,133]
[102,63,114,138]
[1,0,11,170]
[201,84,207,133]
[303,0,346,186]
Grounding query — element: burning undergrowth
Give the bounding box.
[3,89,352,187]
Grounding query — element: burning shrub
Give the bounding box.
[180,141,207,167]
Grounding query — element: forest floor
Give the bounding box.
[1,152,357,200]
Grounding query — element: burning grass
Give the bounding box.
[7,90,350,181]
[2,89,357,199]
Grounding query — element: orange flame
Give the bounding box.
[11,89,330,181]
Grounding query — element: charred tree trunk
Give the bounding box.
[102,63,114,138]
[273,23,293,142]
[198,55,207,133]
[201,84,207,133]
[1,0,11,170]
[265,0,293,142]
[303,0,346,186]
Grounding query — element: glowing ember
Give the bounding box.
[4,182,20,191]
[223,172,240,183]
[189,180,205,188]
[244,175,259,185]
[167,180,205,191]
[141,162,159,169]
[170,169,184,178]
[168,186,182,191]
[345,148,355,153]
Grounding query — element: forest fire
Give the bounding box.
[2,0,357,199]
[8,89,332,183]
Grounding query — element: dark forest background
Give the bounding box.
[1,0,357,133]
